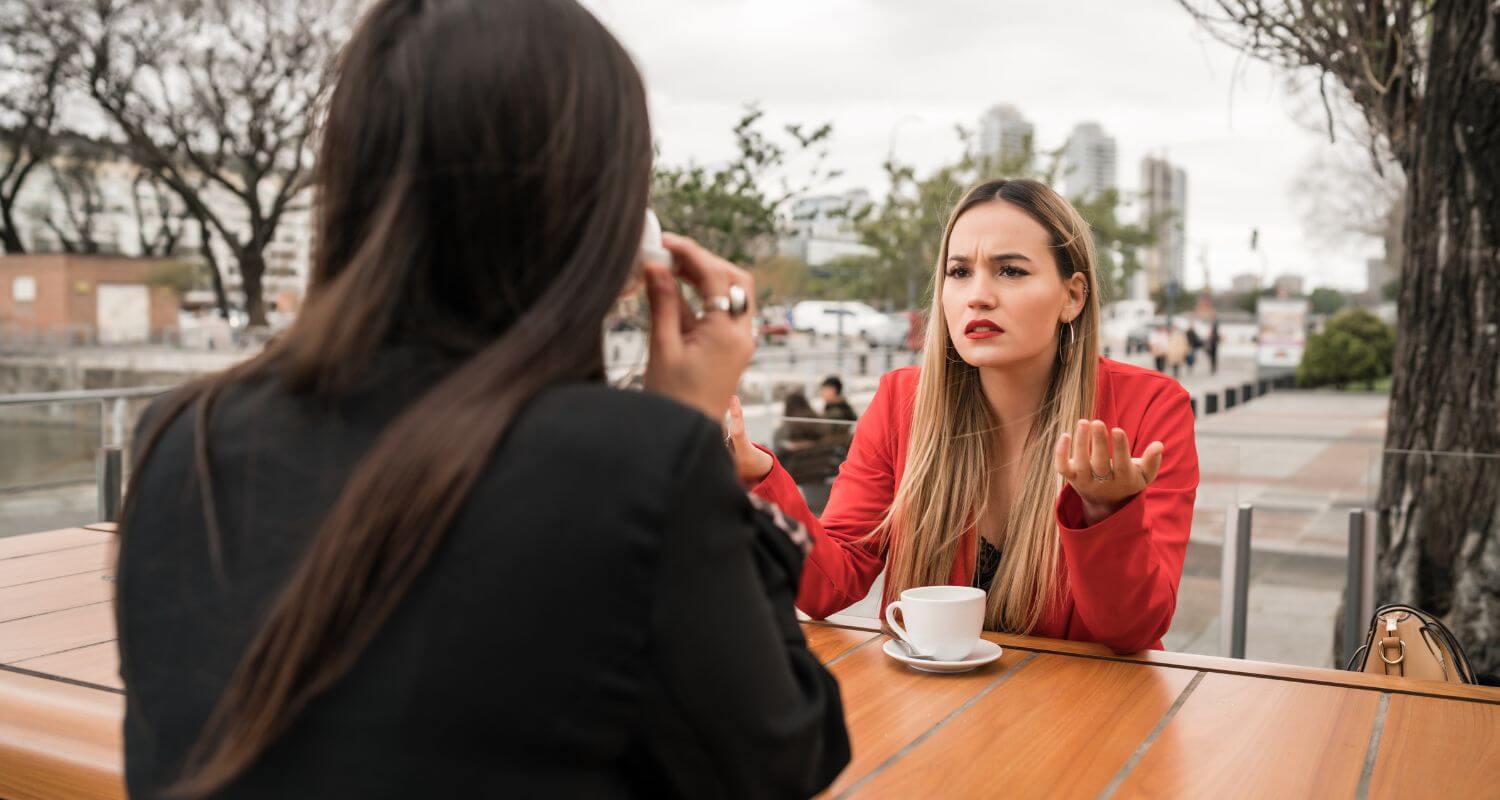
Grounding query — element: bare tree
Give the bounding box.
[1290,117,1406,282]
[0,0,81,253]
[1181,0,1500,672]
[72,0,347,324]
[30,134,115,254]
[131,168,185,256]
[131,164,236,318]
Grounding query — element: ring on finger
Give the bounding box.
[702,285,749,317]
[1090,467,1114,482]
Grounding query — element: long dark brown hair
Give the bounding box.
[116,0,653,794]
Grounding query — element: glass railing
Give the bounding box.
[0,388,167,537]
[2,358,1489,674]
[1335,448,1499,669]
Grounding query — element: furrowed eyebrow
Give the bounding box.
[987,252,1032,263]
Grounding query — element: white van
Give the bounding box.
[790,301,888,338]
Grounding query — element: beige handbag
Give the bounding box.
[1346,604,1478,684]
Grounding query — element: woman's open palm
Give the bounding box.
[1054,419,1164,522]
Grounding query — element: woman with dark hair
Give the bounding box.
[115,1,848,797]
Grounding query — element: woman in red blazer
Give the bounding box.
[728,179,1199,653]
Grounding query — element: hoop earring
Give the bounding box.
[1058,320,1076,360]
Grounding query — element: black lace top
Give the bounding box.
[974,538,1003,591]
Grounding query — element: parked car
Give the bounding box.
[758,319,791,344]
[790,300,889,338]
[863,312,914,348]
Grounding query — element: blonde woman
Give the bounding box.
[727,179,1199,653]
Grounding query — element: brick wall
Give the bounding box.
[0,255,180,338]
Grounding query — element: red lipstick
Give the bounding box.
[964,319,1004,340]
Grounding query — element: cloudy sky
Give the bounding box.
[580,0,1382,292]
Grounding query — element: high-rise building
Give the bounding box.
[1139,156,1187,295]
[978,105,1033,166]
[1059,122,1117,201]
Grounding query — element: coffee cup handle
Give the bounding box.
[884,601,917,651]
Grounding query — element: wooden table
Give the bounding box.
[3,526,1497,799]
[1,525,123,800]
[806,615,1500,798]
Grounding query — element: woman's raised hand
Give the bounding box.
[642,233,755,422]
[1054,420,1165,526]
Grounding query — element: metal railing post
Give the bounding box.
[111,397,128,447]
[1343,509,1366,666]
[97,445,123,523]
[1220,503,1253,659]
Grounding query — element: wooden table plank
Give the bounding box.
[0,529,110,561]
[1368,693,1500,798]
[0,604,116,665]
[804,625,881,664]
[12,643,122,691]
[844,654,1195,799]
[0,545,112,590]
[819,635,1032,797]
[1114,671,1380,799]
[0,571,114,624]
[0,670,125,800]
[821,615,1500,706]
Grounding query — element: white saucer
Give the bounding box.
[882,638,1003,673]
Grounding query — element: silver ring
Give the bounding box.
[1090,468,1114,483]
[703,285,749,317]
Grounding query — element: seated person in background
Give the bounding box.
[819,375,858,423]
[774,391,830,456]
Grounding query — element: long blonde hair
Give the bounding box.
[880,179,1101,633]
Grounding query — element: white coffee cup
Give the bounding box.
[884,586,986,661]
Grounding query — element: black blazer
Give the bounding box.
[117,347,850,798]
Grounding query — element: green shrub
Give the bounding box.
[1297,308,1395,389]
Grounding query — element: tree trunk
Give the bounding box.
[0,203,25,254]
[199,219,231,320]
[1376,0,1500,675]
[239,248,268,327]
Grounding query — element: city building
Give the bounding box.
[1273,273,1306,297]
[978,104,1034,166]
[0,253,181,343]
[1232,273,1262,294]
[778,190,877,267]
[1139,155,1187,295]
[1058,122,1117,201]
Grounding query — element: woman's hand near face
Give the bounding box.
[1054,420,1165,526]
[642,233,756,423]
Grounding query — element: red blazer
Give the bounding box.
[752,357,1199,653]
